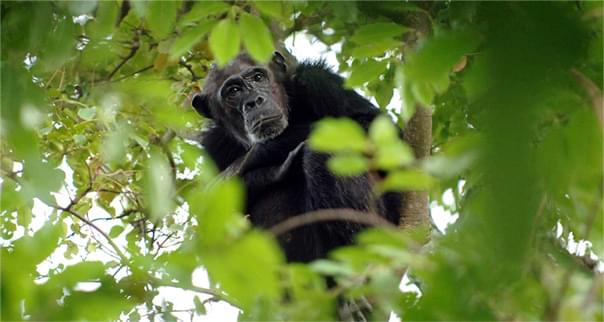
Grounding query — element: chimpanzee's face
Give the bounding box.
[192,53,289,146]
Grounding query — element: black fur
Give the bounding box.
[199,59,403,262]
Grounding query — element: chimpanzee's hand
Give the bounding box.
[240,141,305,189]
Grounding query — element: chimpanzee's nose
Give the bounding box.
[243,95,265,112]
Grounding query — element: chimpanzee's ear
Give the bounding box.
[269,51,288,79]
[192,94,212,119]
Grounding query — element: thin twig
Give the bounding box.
[179,59,200,81]
[112,64,153,82]
[107,30,141,80]
[57,206,129,264]
[570,68,603,128]
[268,208,396,236]
[156,279,240,308]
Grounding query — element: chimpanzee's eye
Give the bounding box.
[253,72,265,82]
[226,86,242,97]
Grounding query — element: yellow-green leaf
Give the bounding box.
[170,20,216,60]
[209,18,241,66]
[327,153,369,177]
[380,170,435,192]
[346,60,388,88]
[309,118,367,153]
[239,13,274,63]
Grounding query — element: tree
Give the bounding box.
[1,1,602,321]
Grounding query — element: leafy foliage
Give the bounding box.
[1,1,602,321]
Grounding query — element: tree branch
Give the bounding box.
[107,30,141,80]
[570,68,603,128]
[112,64,153,82]
[399,9,433,230]
[57,205,130,265]
[400,106,432,229]
[156,278,241,309]
[268,208,396,236]
[179,59,200,81]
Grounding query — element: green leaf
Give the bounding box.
[346,60,388,87]
[180,1,230,26]
[310,259,355,276]
[73,198,92,215]
[209,18,241,66]
[55,261,106,288]
[380,170,435,192]
[308,118,367,153]
[375,142,414,170]
[411,82,435,106]
[64,239,79,259]
[193,296,206,315]
[203,231,284,309]
[375,84,394,109]
[143,149,175,221]
[41,16,77,71]
[102,126,130,166]
[88,1,118,38]
[254,1,284,20]
[405,28,481,83]
[239,13,274,63]
[20,159,65,204]
[330,2,358,24]
[68,1,98,15]
[327,153,369,176]
[351,39,401,59]
[189,178,247,247]
[369,115,399,145]
[169,20,216,60]
[146,1,179,39]
[109,225,125,238]
[77,107,96,121]
[350,22,409,44]
[404,28,481,104]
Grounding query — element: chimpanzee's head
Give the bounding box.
[192,52,290,146]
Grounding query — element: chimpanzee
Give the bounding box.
[192,52,402,262]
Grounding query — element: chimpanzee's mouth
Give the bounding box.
[250,114,283,132]
[247,114,287,142]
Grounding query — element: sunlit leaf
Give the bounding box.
[239,13,274,63]
[88,1,118,38]
[254,1,284,20]
[310,259,354,276]
[209,18,240,66]
[169,20,216,60]
[346,60,388,88]
[203,231,284,309]
[380,169,435,191]
[143,148,175,221]
[189,178,247,247]
[77,107,96,121]
[309,118,367,153]
[109,225,125,238]
[180,1,230,27]
[351,38,401,58]
[369,115,399,145]
[146,1,179,39]
[327,153,368,176]
[193,296,206,315]
[375,142,414,170]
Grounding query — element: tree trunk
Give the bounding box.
[400,105,432,228]
[399,7,434,229]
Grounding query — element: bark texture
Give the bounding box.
[400,105,432,228]
[398,6,434,229]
